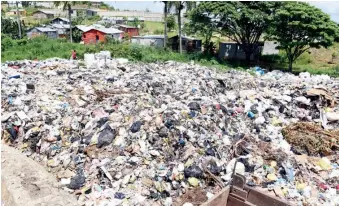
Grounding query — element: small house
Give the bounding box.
[32,10,55,19]
[90,1,102,8]
[118,25,139,38]
[102,17,126,25]
[76,25,123,44]
[51,24,70,38]
[218,42,278,61]
[168,35,202,53]
[50,17,70,25]
[86,9,98,17]
[6,9,26,17]
[27,27,58,39]
[131,35,164,47]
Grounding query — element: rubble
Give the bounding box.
[1,56,339,205]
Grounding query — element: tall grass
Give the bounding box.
[2,35,338,77]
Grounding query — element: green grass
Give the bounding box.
[259,43,339,77]
[1,35,231,71]
[2,34,338,77]
[138,21,177,37]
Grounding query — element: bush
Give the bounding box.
[260,54,287,63]
[1,35,14,51]
[154,29,164,35]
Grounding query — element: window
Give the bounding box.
[84,34,86,38]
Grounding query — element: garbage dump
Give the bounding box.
[1,55,339,206]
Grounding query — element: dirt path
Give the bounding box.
[1,144,80,206]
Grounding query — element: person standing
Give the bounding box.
[71,50,77,60]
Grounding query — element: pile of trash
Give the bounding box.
[1,55,339,206]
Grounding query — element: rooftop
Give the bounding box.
[34,10,55,15]
[76,25,123,34]
[34,27,57,32]
[132,35,164,39]
[52,17,70,23]
[118,24,138,29]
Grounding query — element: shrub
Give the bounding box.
[129,45,143,61]
[154,29,164,35]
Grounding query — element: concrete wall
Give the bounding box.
[131,38,164,47]
[262,41,279,55]
[98,11,164,22]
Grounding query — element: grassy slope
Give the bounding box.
[139,21,177,37]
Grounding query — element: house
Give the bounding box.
[218,41,278,61]
[27,27,58,39]
[131,35,164,47]
[50,17,70,25]
[218,42,261,61]
[76,25,124,44]
[168,35,202,53]
[6,9,26,17]
[86,9,98,17]
[90,1,102,8]
[102,16,126,25]
[118,25,139,38]
[51,24,70,38]
[32,10,55,19]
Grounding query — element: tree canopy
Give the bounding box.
[268,2,339,71]
[190,1,281,65]
[1,17,24,39]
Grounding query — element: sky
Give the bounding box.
[105,1,339,23]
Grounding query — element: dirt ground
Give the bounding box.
[1,144,79,206]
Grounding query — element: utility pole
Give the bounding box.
[163,1,168,48]
[16,1,22,39]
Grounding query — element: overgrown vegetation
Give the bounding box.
[1,35,230,69]
[2,35,338,77]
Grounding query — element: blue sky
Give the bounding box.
[105,1,339,23]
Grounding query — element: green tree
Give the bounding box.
[54,1,89,43]
[268,2,339,71]
[193,1,281,65]
[21,1,31,7]
[1,17,24,39]
[72,27,83,43]
[132,17,140,28]
[166,15,176,31]
[186,8,217,55]
[168,1,196,53]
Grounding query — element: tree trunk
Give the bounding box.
[16,1,22,39]
[68,4,72,43]
[164,1,167,48]
[245,52,251,67]
[288,59,293,72]
[178,8,182,54]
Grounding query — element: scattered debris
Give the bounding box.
[1,56,339,205]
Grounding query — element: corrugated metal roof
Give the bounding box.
[52,17,70,23]
[76,25,123,34]
[118,24,137,29]
[35,10,55,15]
[51,24,70,29]
[34,27,57,32]
[132,35,164,39]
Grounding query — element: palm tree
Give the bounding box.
[16,1,22,39]
[54,2,89,43]
[168,1,195,53]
